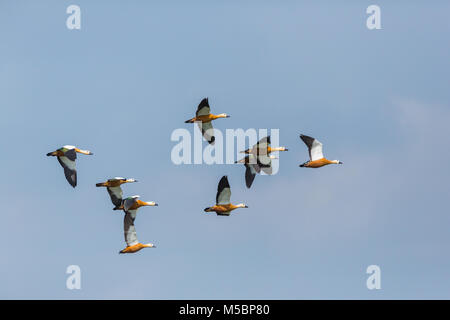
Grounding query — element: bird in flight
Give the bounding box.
[204,176,248,216]
[96,177,137,210]
[46,145,93,188]
[299,134,343,168]
[185,98,230,144]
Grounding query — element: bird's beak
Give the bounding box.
[46,151,57,156]
[244,205,249,208]
[226,115,230,118]
[339,161,343,164]
[284,148,289,151]
[126,179,138,183]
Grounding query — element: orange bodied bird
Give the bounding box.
[299,134,343,168]
[46,145,93,187]
[119,196,158,254]
[96,177,137,210]
[240,136,288,157]
[185,98,229,144]
[204,176,248,216]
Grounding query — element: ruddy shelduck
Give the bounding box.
[204,176,248,216]
[185,98,230,144]
[235,154,277,188]
[96,177,137,210]
[46,145,93,188]
[119,195,158,254]
[240,136,288,157]
[299,134,343,168]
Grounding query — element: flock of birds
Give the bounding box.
[46,98,343,254]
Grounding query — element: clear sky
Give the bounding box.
[1,1,449,299]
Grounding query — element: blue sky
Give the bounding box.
[1,1,449,299]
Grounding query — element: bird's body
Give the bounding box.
[242,146,288,155]
[185,113,227,123]
[204,203,247,216]
[204,176,248,216]
[300,158,340,168]
[240,136,288,156]
[96,177,137,210]
[299,134,342,168]
[185,98,229,144]
[119,196,158,254]
[120,242,154,254]
[46,145,93,187]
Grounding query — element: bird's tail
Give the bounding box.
[204,207,213,212]
[185,118,195,123]
[96,182,107,187]
[299,161,308,167]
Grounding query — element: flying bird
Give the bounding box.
[235,154,277,188]
[299,134,343,168]
[96,177,137,210]
[239,136,287,169]
[46,145,93,187]
[204,176,248,216]
[240,135,287,161]
[185,98,230,144]
[119,195,158,254]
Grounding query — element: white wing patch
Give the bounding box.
[59,156,76,170]
[310,139,324,161]
[124,210,139,247]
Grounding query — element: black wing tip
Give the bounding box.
[208,136,216,144]
[200,97,209,106]
[245,170,255,188]
[300,134,313,139]
[219,175,230,187]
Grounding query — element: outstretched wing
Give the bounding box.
[300,134,324,161]
[245,164,257,188]
[216,175,231,205]
[107,186,123,207]
[197,120,215,144]
[196,98,211,117]
[124,210,139,247]
[57,153,77,188]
